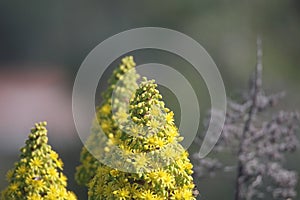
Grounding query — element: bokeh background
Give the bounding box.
[0,1,300,199]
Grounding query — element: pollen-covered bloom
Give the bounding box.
[1,122,77,200]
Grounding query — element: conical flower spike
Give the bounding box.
[1,122,77,200]
[75,56,139,186]
[88,78,197,200]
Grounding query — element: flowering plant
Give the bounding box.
[2,56,197,200]
[1,122,77,200]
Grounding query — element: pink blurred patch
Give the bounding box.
[0,66,77,152]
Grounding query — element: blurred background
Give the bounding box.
[0,1,299,199]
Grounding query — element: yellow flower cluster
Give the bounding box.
[75,56,139,186]
[88,78,196,199]
[1,122,77,200]
[76,56,197,199]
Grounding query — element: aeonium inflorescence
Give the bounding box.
[1,121,77,200]
[88,78,197,200]
[75,56,140,186]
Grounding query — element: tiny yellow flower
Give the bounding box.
[49,151,58,161]
[30,157,43,169]
[139,189,156,200]
[113,187,131,199]
[16,165,27,178]
[8,182,19,193]
[100,104,111,115]
[27,193,43,200]
[6,169,14,181]
[166,111,174,124]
